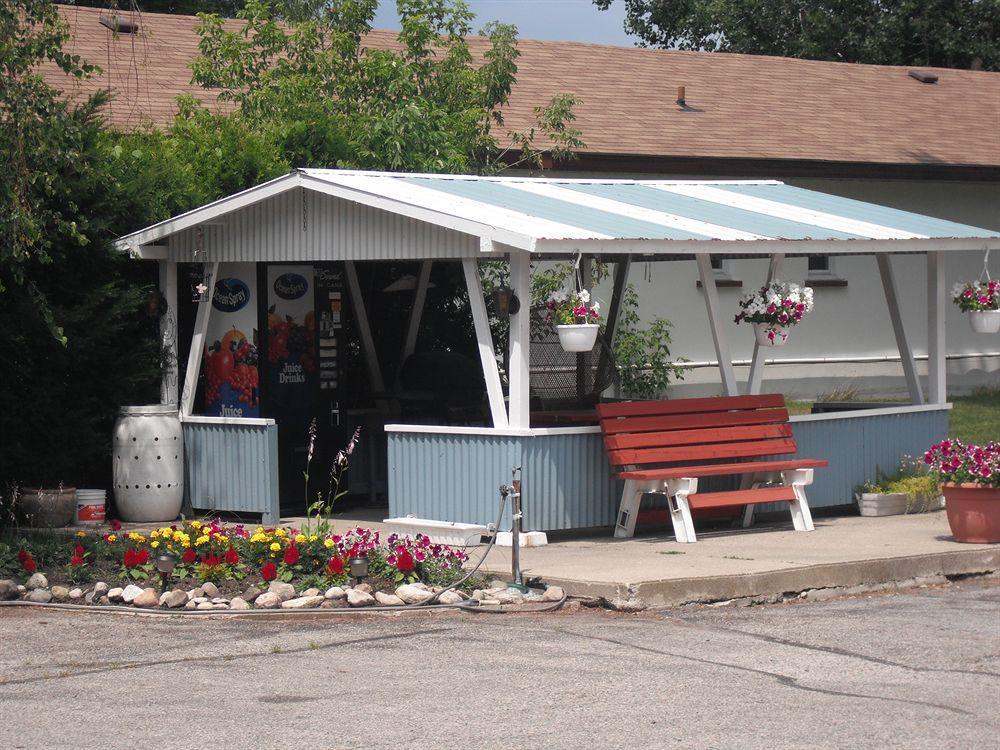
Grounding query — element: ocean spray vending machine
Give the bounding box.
[203,262,261,418]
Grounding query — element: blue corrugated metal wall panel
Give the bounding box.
[386,408,950,531]
[184,422,279,520]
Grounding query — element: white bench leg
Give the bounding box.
[665,477,698,543]
[613,479,643,538]
[783,469,815,532]
[744,471,782,528]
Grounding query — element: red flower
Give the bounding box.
[22,557,36,574]
[74,544,85,558]
[261,561,277,581]
[225,547,239,565]
[70,554,84,567]
[202,553,221,568]
[17,548,28,564]
[327,556,344,575]
[136,548,149,565]
[283,545,299,566]
[182,547,197,564]
[110,519,122,531]
[395,548,415,573]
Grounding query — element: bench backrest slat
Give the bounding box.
[599,395,796,468]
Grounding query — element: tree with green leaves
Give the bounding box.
[595,0,1000,71]
[190,0,583,173]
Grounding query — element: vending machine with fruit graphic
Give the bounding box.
[203,264,260,418]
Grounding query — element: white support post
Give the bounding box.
[462,258,509,429]
[746,253,784,395]
[402,261,432,360]
[508,251,532,429]
[344,261,385,394]
[180,262,219,417]
[927,251,947,404]
[158,260,179,406]
[877,253,925,404]
[696,254,738,397]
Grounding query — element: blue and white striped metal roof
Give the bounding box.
[298,169,1000,255]
[119,169,1000,258]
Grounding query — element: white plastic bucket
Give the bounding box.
[75,489,106,525]
[969,310,1000,334]
[556,323,599,352]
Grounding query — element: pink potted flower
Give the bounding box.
[951,280,1000,333]
[924,439,1000,543]
[546,289,602,352]
[734,280,814,347]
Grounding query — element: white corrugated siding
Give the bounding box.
[167,188,479,263]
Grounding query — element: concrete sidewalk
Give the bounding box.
[473,512,1000,608]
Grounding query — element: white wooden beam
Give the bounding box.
[402,261,432,360]
[696,254,738,396]
[180,262,219,417]
[344,261,385,394]
[877,253,925,404]
[158,261,179,406]
[746,253,784,395]
[461,258,509,429]
[927,251,947,404]
[507,252,532,428]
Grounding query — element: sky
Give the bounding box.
[372,0,640,46]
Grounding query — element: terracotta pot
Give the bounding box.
[942,483,1000,543]
[18,487,77,528]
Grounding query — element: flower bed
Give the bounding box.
[0,519,478,611]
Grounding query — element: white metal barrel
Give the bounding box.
[112,404,184,522]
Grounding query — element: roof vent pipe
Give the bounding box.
[676,86,686,107]
[908,70,938,84]
[99,14,140,34]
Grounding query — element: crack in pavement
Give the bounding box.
[0,627,453,688]
[662,620,1000,679]
[546,627,972,717]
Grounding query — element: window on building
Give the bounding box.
[806,255,848,287]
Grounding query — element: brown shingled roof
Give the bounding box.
[49,4,1000,175]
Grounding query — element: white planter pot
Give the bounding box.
[753,322,790,347]
[557,323,599,352]
[113,404,184,523]
[968,310,1000,334]
[855,492,945,517]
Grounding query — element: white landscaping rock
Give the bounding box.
[187,587,205,601]
[267,581,296,601]
[196,601,215,610]
[346,589,375,607]
[211,597,229,604]
[470,589,487,601]
[133,589,160,608]
[92,582,109,598]
[542,586,565,602]
[68,588,83,600]
[324,586,346,600]
[375,591,404,606]
[26,588,52,603]
[0,580,18,599]
[437,590,463,605]
[300,588,321,598]
[160,590,188,608]
[282,595,324,609]
[121,584,145,604]
[201,581,220,598]
[395,584,434,604]
[26,573,48,591]
[491,588,525,605]
[107,587,125,603]
[254,591,282,609]
[184,600,198,610]
[229,597,250,610]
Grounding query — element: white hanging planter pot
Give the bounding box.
[557,323,599,352]
[753,323,791,347]
[968,310,1000,334]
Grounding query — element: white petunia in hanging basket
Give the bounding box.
[952,280,1000,334]
[734,280,814,347]
[546,288,602,352]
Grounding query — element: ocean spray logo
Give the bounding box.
[274,272,309,300]
[212,278,250,312]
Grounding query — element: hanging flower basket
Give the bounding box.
[735,280,814,347]
[925,439,1000,544]
[952,279,1000,334]
[546,288,602,352]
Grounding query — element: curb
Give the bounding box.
[540,547,1000,610]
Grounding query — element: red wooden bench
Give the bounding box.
[597,395,828,542]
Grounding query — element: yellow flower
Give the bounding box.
[191,520,203,530]
[309,535,318,543]
[294,534,306,544]
[323,538,334,549]
[76,531,86,538]
[106,534,117,543]
[128,532,143,542]
[160,527,174,537]
[150,530,159,539]
[150,541,160,549]
[195,534,210,547]
[274,528,288,538]
[269,542,281,552]
[254,526,265,535]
